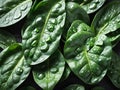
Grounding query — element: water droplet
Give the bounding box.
[76,48,82,53]
[4,16,9,24]
[46,36,52,43]
[16,67,23,75]
[24,49,29,57]
[40,42,49,52]
[13,75,20,83]
[36,17,42,23]
[21,4,28,11]
[90,3,97,9]
[14,9,22,20]
[57,3,62,8]
[31,40,37,47]
[34,28,39,33]
[7,80,13,88]
[48,24,54,32]
[38,73,45,79]
[50,68,58,73]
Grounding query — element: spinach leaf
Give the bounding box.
[64,84,85,90]
[33,50,65,90]
[91,1,120,46]
[0,43,31,90]
[64,20,112,84]
[62,2,90,41]
[0,0,32,27]
[22,0,66,65]
[107,52,120,88]
[0,29,16,49]
[66,0,106,14]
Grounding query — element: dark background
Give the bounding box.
[0,0,120,90]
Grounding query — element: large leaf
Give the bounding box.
[0,0,32,27]
[64,20,112,84]
[66,0,106,14]
[0,29,16,49]
[33,50,65,90]
[107,52,120,88]
[0,43,31,90]
[64,84,85,90]
[22,0,66,65]
[62,2,90,41]
[92,1,120,46]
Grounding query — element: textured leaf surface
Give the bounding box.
[0,29,16,49]
[33,50,65,90]
[22,0,66,65]
[62,2,90,41]
[0,0,32,27]
[66,0,106,14]
[0,43,31,90]
[64,20,112,84]
[108,52,120,88]
[92,1,120,46]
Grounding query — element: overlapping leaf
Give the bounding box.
[22,0,66,65]
[0,0,32,27]
[0,43,31,90]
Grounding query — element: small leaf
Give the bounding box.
[22,0,66,65]
[0,43,31,90]
[0,29,16,49]
[64,84,85,90]
[0,0,32,27]
[33,50,65,90]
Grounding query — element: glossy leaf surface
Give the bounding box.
[22,0,66,65]
[64,20,112,84]
[0,43,31,90]
[0,29,16,49]
[62,2,90,41]
[64,84,85,90]
[92,1,120,46]
[108,52,120,88]
[33,50,65,90]
[0,0,32,27]
[66,0,106,14]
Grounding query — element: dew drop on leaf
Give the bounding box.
[90,3,97,9]
[38,73,45,79]
[21,4,28,11]
[16,67,23,75]
[14,9,22,20]
[50,68,58,73]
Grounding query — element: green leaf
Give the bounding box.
[64,20,112,84]
[64,84,85,90]
[0,29,16,49]
[0,43,31,90]
[33,50,65,90]
[107,52,120,88]
[62,2,90,41]
[0,0,32,27]
[22,0,66,65]
[66,0,106,14]
[92,1,120,46]
[81,0,106,14]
